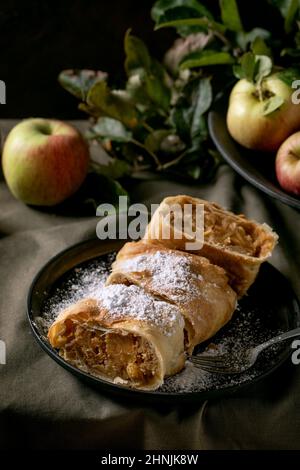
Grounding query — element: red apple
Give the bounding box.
[2,118,89,206]
[227,76,300,152]
[276,131,300,196]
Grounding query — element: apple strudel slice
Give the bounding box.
[107,240,237,353]
[48,284,185,391]
[143,195,278,296]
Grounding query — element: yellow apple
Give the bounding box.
[227,76,300,152]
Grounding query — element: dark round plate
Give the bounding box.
[208,102,300,211]
[27,238,300,403]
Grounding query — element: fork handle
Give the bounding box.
[257,326,300,353]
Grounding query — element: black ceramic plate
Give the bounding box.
[27,238,300,403]
[208,102,300,211]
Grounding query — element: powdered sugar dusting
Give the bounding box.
[40,255,115,328]
[117,251,202,299]
[39,253,183,338]
[94,283,184,336]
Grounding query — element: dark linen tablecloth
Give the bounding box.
[1,120,300,450]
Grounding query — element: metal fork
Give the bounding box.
[188,327,300,374]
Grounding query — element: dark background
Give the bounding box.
[0,0,281,119]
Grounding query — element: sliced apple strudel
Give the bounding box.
[107,240,237,353]
[47,194,278,391]
[47,284,185,390]
[143,195,278,296]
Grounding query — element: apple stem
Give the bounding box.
[256,79,264,102]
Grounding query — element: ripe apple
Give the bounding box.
[276,131,300,196]
[2,118,89,206]
[227,76,300,152]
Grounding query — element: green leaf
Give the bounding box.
[124,30,171,111]
[220,0,243,32]
[240,52,256,82]
[276,67,300,86]
[281,47,300,57]
[151,0,213,22]
[90,159,131,179]
[235,53,272,84]
[124,31,151,73]
[151,1,214,36]
[262,95,285,115]
[89,117,132,142]
[87,81,138,128]
[233,65,243,79]
[144,64,171,112]
[58,69,108,101]
[236,28,271,51]
[171,77,211,144]
[170,105,192,141]
[251,37,272,57]
[180,50,235,69]
[78,102,100,116]
[154,7,225,34]
[254,55,273,82]
[190,77,212,139]
[284,0,299,32]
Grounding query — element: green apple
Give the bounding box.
[2,118,89,206]
[227,76,300,152]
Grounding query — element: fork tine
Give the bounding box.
[189,360,238,374]
[193,364,236,375]
[189,354,228,365]
[188,356,239,373]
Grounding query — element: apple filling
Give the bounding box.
[168,202,272,257]
[203,206,277,257]
[181,203,273,257]
[58,324,159,387]
[203,208,257,255]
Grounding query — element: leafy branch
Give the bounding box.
[58,0,300,205]
[59,28,219,188]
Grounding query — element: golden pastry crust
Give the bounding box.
[107,240,237,353]
[48,286,185,391]
[143,195,278,296]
